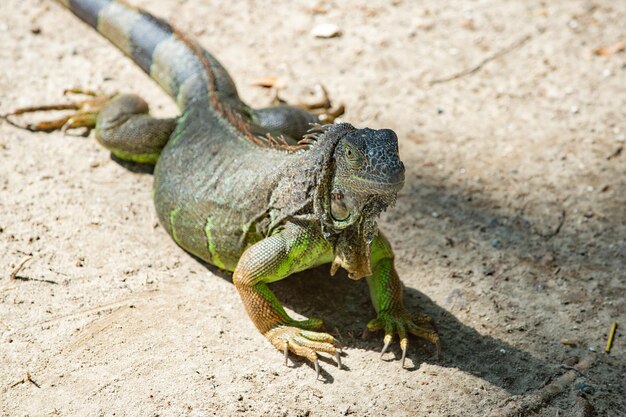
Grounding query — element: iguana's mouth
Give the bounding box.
[348,176,404,193]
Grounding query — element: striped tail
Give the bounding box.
[56,0,240,111]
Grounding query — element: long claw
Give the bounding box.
[4,103,79,116]
[334,352,342,369]
[314,359,320,380]
[61,119,73,133]
[333,339,343,351]
[380,335,392,358]
[283,342,289,366]
[400,338,408,368]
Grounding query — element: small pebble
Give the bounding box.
[311,23,342,38]
[560,337,579,346]
[539,252,556,266]
[251,76,279,88]
[563,356,579,366]
[574,381,595,395]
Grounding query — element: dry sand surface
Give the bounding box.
[1,0,625,416]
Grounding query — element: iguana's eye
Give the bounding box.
[344,146,362,167]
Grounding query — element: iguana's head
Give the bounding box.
[306,124,405,279]
[328,127,405,228]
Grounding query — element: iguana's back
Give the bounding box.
[59,0,306,269]
[154,106,297,270]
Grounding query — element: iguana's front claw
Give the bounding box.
[3,89,113,134]
[266,325,340,378]
[367,310,440,367]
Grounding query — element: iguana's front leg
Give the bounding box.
[366,233,440,367]
[233,222,340,375]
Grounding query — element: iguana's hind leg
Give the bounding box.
[251,105,320,143]
[95,94,177,164]
[5,92,177,164]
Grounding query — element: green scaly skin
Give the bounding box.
[24,0,440,374]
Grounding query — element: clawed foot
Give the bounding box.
[265,320,342,379]
[273,83,345,123]
[3,88,113,134]
[367,310,440,367]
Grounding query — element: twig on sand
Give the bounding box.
[9,255,33,280]
[8,255,57,284]
[605,322,617,353]
[606,145,622,160]
[430,34,532,86]
[9,370,41,389]
[488,354,596,417]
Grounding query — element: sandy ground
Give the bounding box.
[1,0,625,416]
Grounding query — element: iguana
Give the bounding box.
[9,0,439,376]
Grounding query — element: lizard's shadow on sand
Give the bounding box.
[273,268,550,391]
[196,258,549,390]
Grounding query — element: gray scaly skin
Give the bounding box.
[20,0,440,375]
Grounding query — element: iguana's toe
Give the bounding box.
[367,309,440,367]
[412,312,434,325]
[406,321,441,358]
[4,90,113,134]
[380,334,393,358]
[266,325,340,377]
